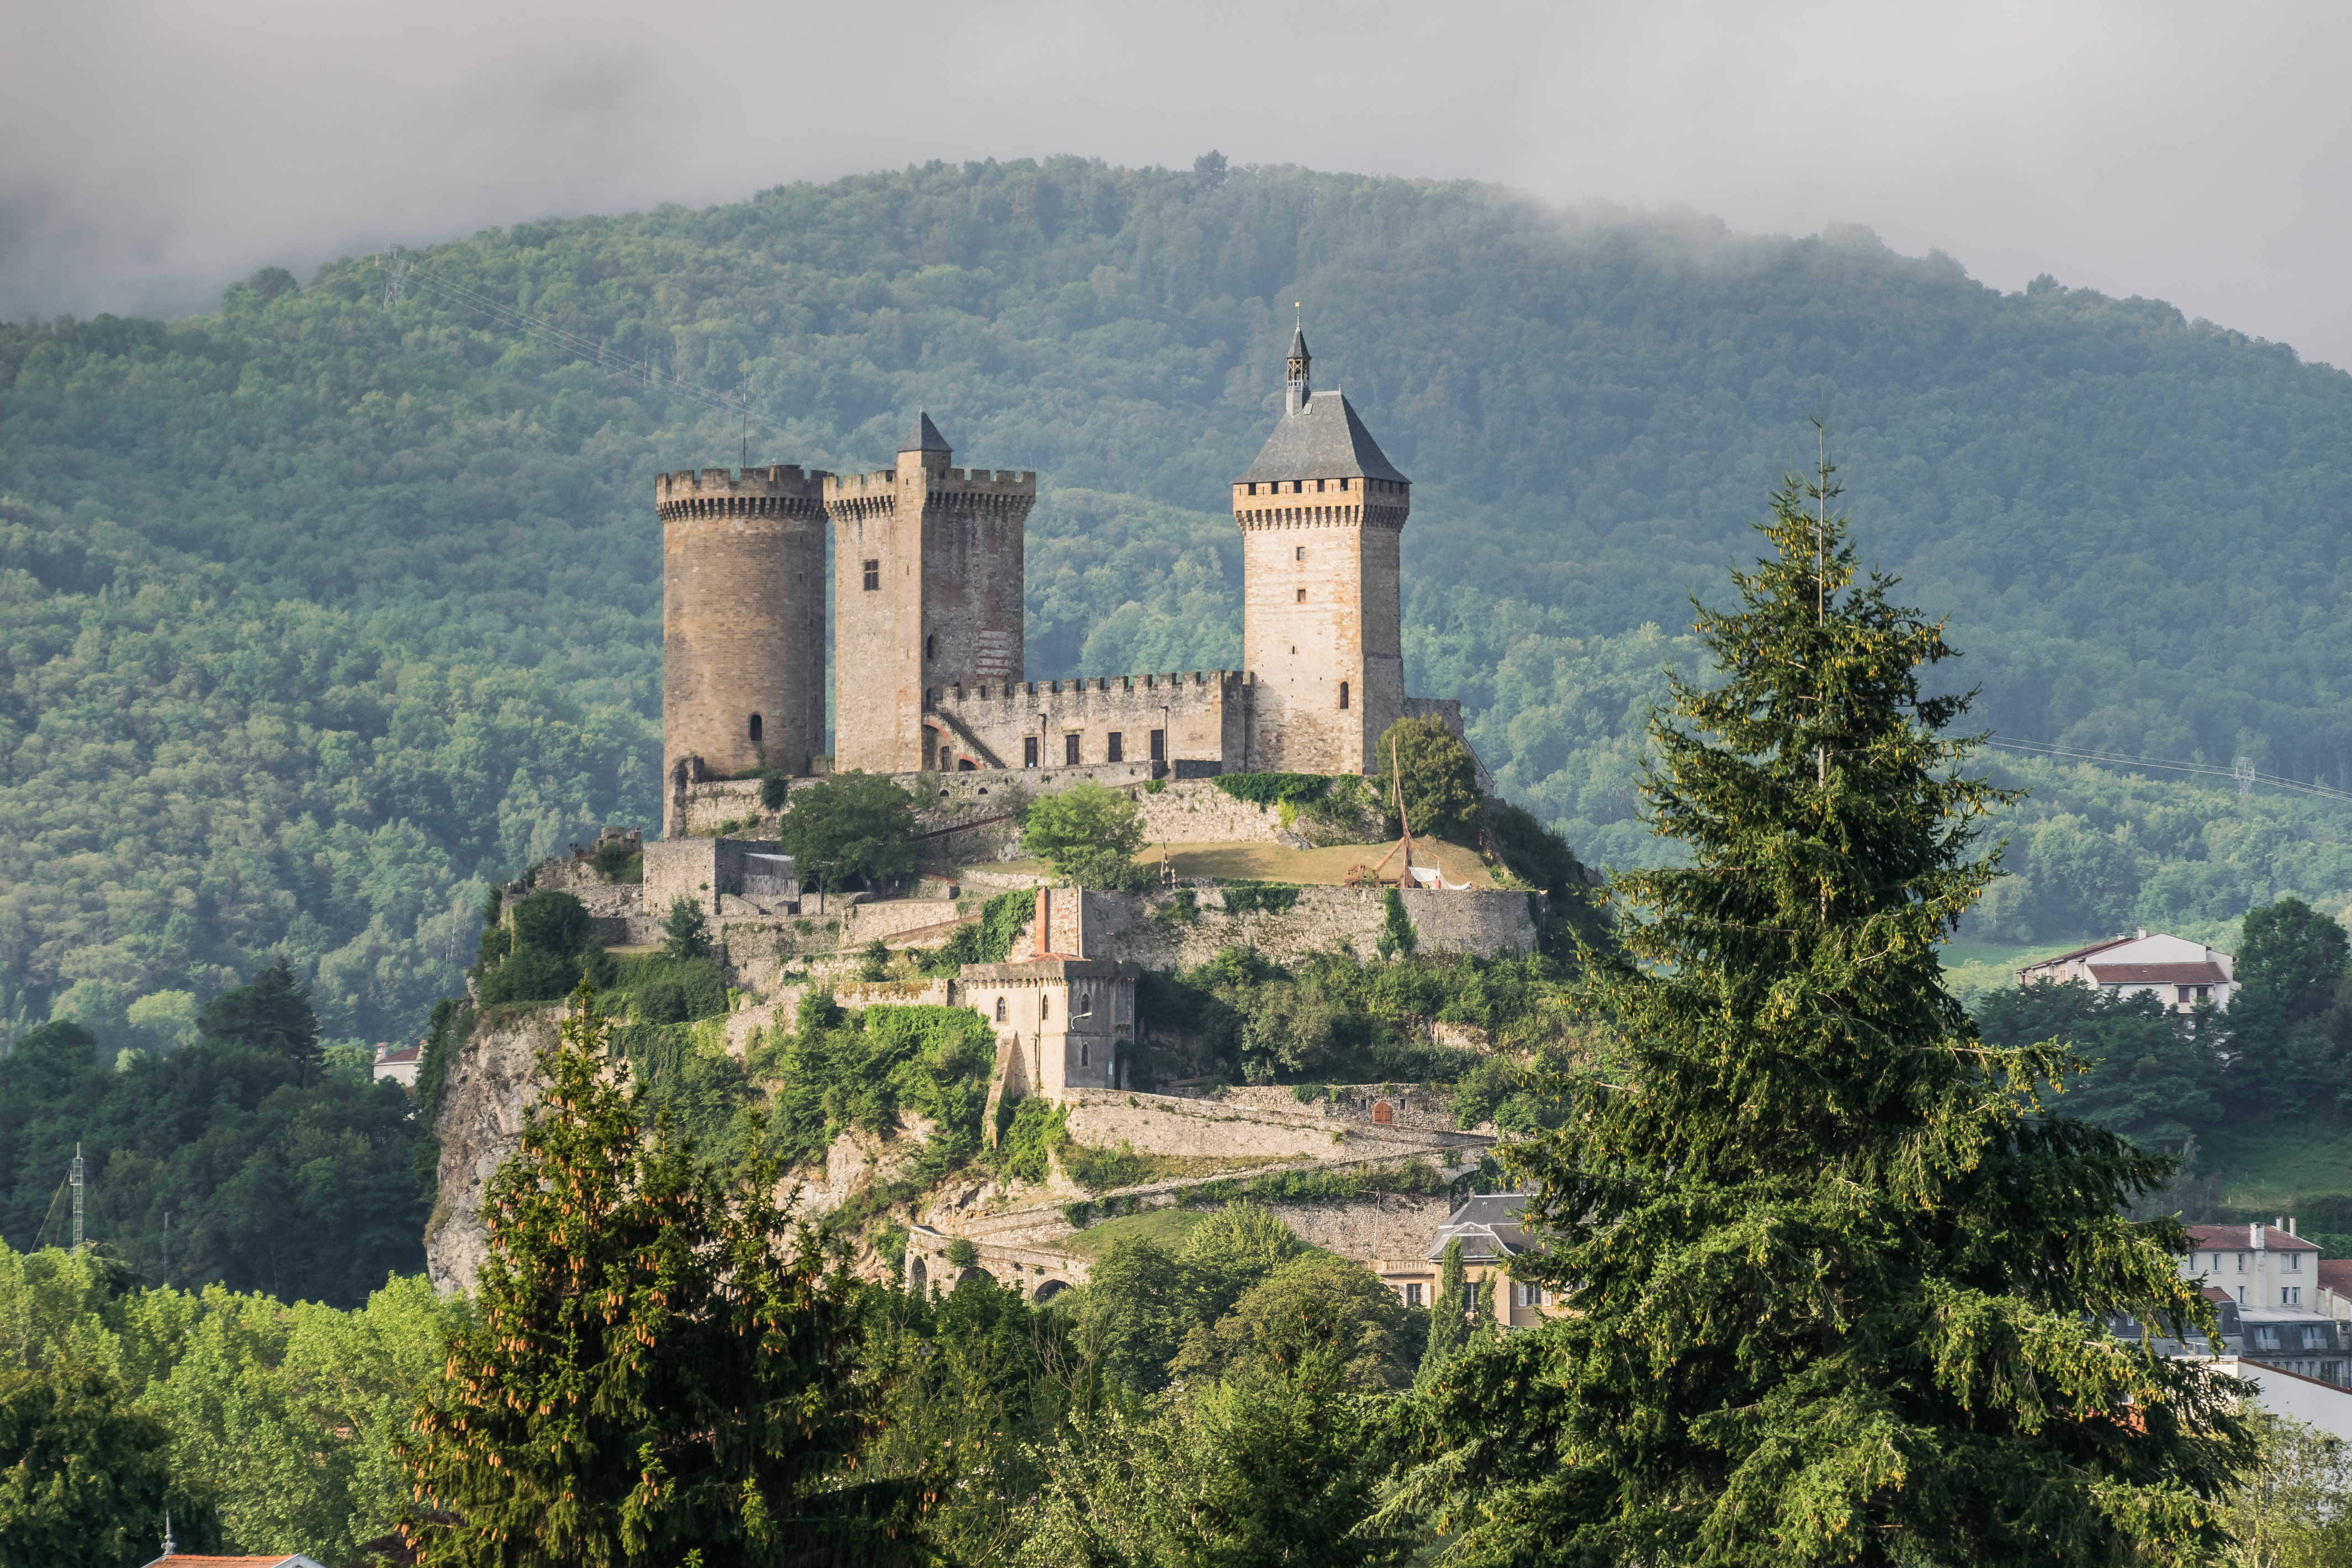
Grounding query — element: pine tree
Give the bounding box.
[1415,448,2252,1564]
[398,987,921,1566]
[1415,1237,1470,1386]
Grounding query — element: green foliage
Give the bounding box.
[759,773,790,811]
[1142,945,1565,1085]
[943,1237,978,1269]
[855,937,892,982]
[1169,1252,1419,1392]
[1013,1360,1415,1568]
[0,963,430,1305]
[660,894,711,961]
[1377,715,1481,840]
[589,836,639,882]
[0,1356,178,1562]
[2219,1414,2352,1568]
[1210,772,1332,808]
[2230,897,2352,1110]
[777,772,919,893]
[1421,463,2252,1562]
[1974,981,2222,1146]
[606,952,728,1021]
[0,1239,462,1561]
[1021,781,1149,891]
[507,889,592,957]
[991,1097,1068,1186]
[1378,886,1418,960]
[398,992,914,1563]
[197,957,321,1084]
[924,887,1038,973]
[1416,1236,1474,1386]
[1216,880,1301,917]
[765,998,996,1176]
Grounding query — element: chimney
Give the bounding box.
[2290,1216,2298,1237]
[2252,1222,2263,1249]
[2136,928,2148,940]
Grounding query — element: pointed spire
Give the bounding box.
[900,410,951,454]
[1285,304,1312,416]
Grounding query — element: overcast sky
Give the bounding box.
[6,0,2350,368]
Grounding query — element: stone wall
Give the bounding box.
[1085,885,1539,967]
[1058,1088,1490,1163]
[929,671,1246,773]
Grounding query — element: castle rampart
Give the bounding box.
[660,464,828,829]
[928,670,1247,774]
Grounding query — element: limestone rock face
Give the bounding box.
[424,1009,557,1296]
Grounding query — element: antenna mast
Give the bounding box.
[70,1142,84,1249]
[380,246,405,309]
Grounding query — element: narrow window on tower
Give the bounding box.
[1107,733,1124,762]
[862,559,880,591]
[995,997,1008,1023]
[749,713,764,742]
[926,634,937,661]
[1065,733,1081,766]
[1149,729,1165,760]
[1024,736,1039,769]
[1295,545,1305,560]
[1338,477,1349,490]
[1339,682,1349,711]
[1295,587,1306,602]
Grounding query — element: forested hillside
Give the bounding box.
[5,154,2351,1046]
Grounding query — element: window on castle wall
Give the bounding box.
[1339,682,1349,711]
[1024,737,1039,768]
[1339,478,1349,490]
[1065,733,1080,766]
[862,559,880,591]
[1295,545,1305,560]
[995,997,1007,1022]
[749,713,763,742]
[1080,1042,1089,1066]
[1041,994,1050,1021]
[1107,733,1124,762]
[1295,588,1306,603]
[1150,729,1165,760]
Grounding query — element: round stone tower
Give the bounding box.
[658,464,829,828]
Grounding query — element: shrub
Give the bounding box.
[1219,881,1301,917]
[992,1096,1069,1185]
[944,1236,978,1268]
[856,938,892,982]
[1062,845,1157,892]
[1378,887,1418,959]
[635,979,687,1025]
[511,891,594,956]
[924,888,1037,973]
[590,838,638,883]
[1060,1200,1095,1229]
[1211,772,1331,808]
[476,944,580,1005]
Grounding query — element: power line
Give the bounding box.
[1985,735,2352,807]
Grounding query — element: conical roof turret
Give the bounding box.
[1286,322,1310,363]
[901,410,951,453]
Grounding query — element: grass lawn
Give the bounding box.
[1147,838,1498,889]
[1057,1207,1209,1257]
[970,840,1496,889]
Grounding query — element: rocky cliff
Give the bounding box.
[423,1007,556,1295]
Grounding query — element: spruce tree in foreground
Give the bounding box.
[1414,452,2252,1565]
[398,988,921,1566]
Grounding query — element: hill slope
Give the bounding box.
[4,156,2351,1042]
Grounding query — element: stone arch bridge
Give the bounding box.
[904,1225,1090,1302]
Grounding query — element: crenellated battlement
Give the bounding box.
[656,464,830,521]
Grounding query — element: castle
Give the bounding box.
[657,324,1468,832]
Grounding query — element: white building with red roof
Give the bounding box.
[2179,1220,2340,1383]
[2017,930,2236,1013]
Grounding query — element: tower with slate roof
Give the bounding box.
[826,412,1038,774]
[1231,318,1413,774]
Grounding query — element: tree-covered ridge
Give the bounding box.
[6,155,2352,1041]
